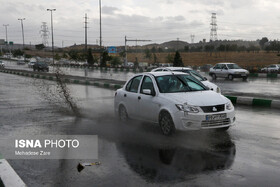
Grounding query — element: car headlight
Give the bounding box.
[226,102,233,110]
[175,104,199,113]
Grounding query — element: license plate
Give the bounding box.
[241,73,246,76]
[206,113,226,121]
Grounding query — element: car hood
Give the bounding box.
[161,91,228,106]
[201,80,218,90]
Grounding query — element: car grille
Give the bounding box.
[201,118,231,128]
[200,104,225,113]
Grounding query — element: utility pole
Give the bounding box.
[124,36,151,66]
[47,8,56,65]
[84,13,88,54]
[18,18,25,49]
[99,0,102,49]
[210,13,218,42]
[99,0,102,64]
[3,24,10,55]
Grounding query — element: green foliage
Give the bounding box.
[158,47,163,53]
[12,49,24,57]
[110,56,121,67]
[184,46,189,52]
[173,51,184,67]
[87,48,94,65]
[134,57,139,68]
[101,51,111,67]
[153,53,157,64]
[24,54,32,59]
[62,53,68,58]
[151,47,156,53]
[54,53,61,60]
[204,45,215,52]
[166,53,174,64]
[68,50,79,62]
[144,48,151,59]
[35,44,45,50]
[259,37,269,49]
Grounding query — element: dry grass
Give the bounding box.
[128,51,280,67]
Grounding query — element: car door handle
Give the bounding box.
[124,94,127,97]
[138,96,141,100]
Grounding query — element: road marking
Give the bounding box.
[0,159,26,187]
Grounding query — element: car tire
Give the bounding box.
[242,76,248,81]
[159,111,175,136]
[228,74,234,80]
[119,105,128,121]
[211,73,217,80]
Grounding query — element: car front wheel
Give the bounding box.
[159,111,175,136]
[211,73,217,80]
[242,76,248,81]
[228,74,234,80]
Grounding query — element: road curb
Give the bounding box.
[249,73,280,78]
[0,158,26,187]
[225,95,280,109]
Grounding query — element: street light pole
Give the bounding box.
[18,18,25,49]
[47,8,56,66]
[3,24,10,55]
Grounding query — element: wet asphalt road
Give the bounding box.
[3,60,280,100]
[0,72,280,186]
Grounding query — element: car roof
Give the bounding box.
[135,71,188,77]
[152,67,192,71]
[216,62,235,65]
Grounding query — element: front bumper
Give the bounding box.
[172,109,236,130]
[232,73,248,78]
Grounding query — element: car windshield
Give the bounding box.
[181,70,205,81]
[155,74,207,93]
[38,62,47,66]
[227,64,241,69]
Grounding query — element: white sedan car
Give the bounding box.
[261,64,280,72]
[151,67,221,93]
[209,63,249,80]
[114,72,235,135]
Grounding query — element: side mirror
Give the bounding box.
[142,89,155,96]
[204,77,208,80]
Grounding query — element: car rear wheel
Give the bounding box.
[228,74,234,80]
[119,105,128,121]
[211,73,217,80]
[159,111,175,136]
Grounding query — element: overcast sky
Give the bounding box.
[1,0,280,47]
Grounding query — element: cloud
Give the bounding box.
[102,6,120,15]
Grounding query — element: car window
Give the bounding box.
[155,75,206,93]
[140,76,155,94]
[222,65,227,69]
[214,64,222,69]
[155,69,162,72]
[188,70,205,81]
[125,76,142,93]
[227,64,242,69]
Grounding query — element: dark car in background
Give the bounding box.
[33,62,49,72]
